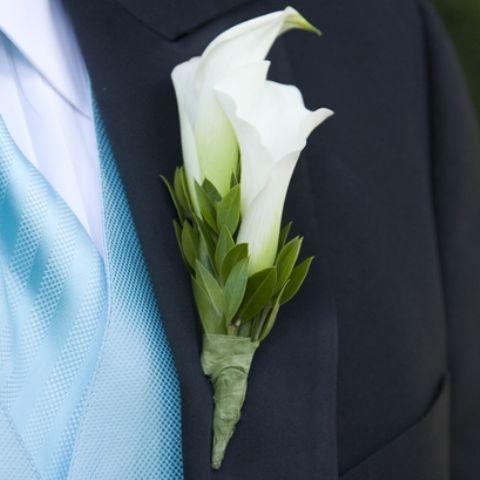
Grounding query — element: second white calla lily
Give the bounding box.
[215,61,333,273]
[171,6,321,201]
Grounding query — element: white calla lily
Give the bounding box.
[171,6,320,200]
[215,61,333,273]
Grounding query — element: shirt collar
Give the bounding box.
[0,0,91,118]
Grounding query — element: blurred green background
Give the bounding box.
[432,0,480,120]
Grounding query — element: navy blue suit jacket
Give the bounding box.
[64,0,480,478]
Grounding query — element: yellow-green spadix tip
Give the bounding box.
[285,8,322,36]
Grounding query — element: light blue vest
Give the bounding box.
[0,109,184,479]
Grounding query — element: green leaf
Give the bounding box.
[181,168,194,210]
[195,218,216,265]
[172,219,188,267]
[174,167,192,214]
[161,175,184,220]
[280,256,314,305]
[239,267,277,323]
[195,261,224,316]
[197,235,212,271]
[278,221,292,253]
[221,243,249,280]
[258,282,289,342]
[195,182,217,232]
[181,221,198,270]
[216,185,240,235]
[230,170,239,189]
[173,220,183,252]
[202,179,221,203]
[275,236,303,292]
[224,258,249,323]
[215,225,235,274]
[192,277,224,334]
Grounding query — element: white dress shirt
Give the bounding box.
[0,0,104,256]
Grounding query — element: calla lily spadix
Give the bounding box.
[215,61,333,273]
[164,6,333,471]
[171,6,321,200]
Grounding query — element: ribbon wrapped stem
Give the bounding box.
[201,334,259,469]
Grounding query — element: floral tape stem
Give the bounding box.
[201,334,259,469]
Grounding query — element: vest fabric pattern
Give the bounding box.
[0,111,184,479]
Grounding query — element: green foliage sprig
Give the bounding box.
[162,167,313,344]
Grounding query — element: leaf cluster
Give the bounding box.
[162,167,313,343]
[242,225,313,342]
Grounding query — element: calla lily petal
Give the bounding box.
[194,91,239,196]
[215,61,273,210]
[215,61,333,272]
[171,58,203,205]
[237,154,298,273]
[197,7,319,89]
[171,6,320,200]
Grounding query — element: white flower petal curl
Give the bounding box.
[171,7,320,199]
[196,7,318,90]
[215,61,333,272]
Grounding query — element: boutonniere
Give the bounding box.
[162,6,333,469]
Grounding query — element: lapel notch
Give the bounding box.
[115,0,255,40]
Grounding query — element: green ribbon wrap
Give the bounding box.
[201,334,259,469]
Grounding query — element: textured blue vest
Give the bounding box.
[0,110,184,479]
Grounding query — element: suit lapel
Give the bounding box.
[63,1,338,478]
[114,0,255,40]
